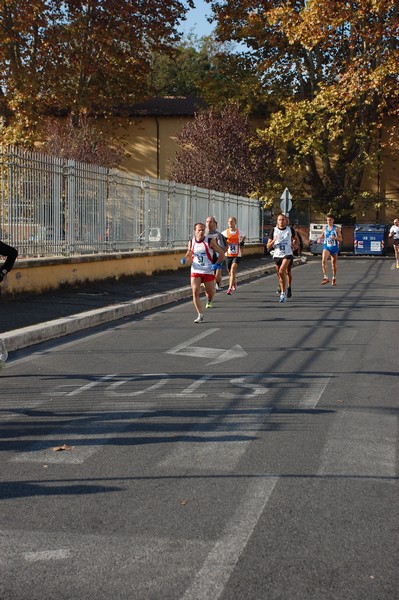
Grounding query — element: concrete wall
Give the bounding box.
[1,245,264,298]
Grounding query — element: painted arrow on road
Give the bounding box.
[167,328,247,365]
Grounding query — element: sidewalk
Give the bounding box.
[1,255,283,353]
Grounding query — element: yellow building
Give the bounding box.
[105,96,398,221]
[112,96,208,180]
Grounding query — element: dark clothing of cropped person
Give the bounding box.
[0,240,18,282]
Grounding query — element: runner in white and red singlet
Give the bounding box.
[182,222,225,323]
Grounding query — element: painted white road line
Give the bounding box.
[319,410,397,478]
[167,329,220,354]
[220,377,271,398]
[180,477,278,600]
[23,549,70,562]
[67,374,118,396]
[342,329,358,341]
[104,374,168,397]
[297,375,331,409]
[166,329,247,365]
[160,374,213,398]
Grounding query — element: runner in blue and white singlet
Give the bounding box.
[323,225,339,254]
[317,214,342,286]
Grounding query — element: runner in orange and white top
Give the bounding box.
[221,216,246,295]
[182,222,225,323]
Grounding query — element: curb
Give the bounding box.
[1,258,306,354]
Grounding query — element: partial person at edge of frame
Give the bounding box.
[0,238,18,283]
[388,218,399,268]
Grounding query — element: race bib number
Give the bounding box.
[229,244,238,255]
[194,253,205,265]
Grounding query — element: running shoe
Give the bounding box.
[232,281,237,291]
[194,314,204,323]
[396,263,399,269]
[215,283,223,291]
[279,293,286,303]
[286,287,292,298]
[331,278,336,286]
[321,277,329,285]
[226,288,232,295]
[276,286,281,294]
[205,299,213,309]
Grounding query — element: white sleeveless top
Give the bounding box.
[272,226,293,258]
[191,236,214,274]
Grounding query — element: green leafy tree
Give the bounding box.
[211,0,399,218]
[150,33,268,115]
[150,34,212,96]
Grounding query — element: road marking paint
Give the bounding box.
[221,377,270,398]
[298,375,331,409]
[47,374,117,397]
[105,374,168,397]
[167,329,219,354]
[160,374,213,398]
[343,329,358,341]
[180,477,278,600]
[67,373,118,396]
[23,549,70,562]
[166,329,247,365]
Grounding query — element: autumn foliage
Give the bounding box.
[40,116,125,168]
[211,0,399,217]
[170,104,273,196]
[0,0,193,144]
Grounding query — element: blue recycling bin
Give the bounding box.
[354,224,388,255]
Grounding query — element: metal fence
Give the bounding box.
[0,145,262,257]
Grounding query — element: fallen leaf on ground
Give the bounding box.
[52,444,73,452]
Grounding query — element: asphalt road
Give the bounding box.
[0,258,398,599]
[0,256,271,337]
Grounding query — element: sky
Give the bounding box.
[179,0,215,38]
